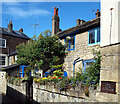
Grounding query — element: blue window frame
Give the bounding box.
[88,27,100,46]
[82,59,96,73]
[64,35,75,51]
[19,65,28,77]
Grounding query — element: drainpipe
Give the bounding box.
[73,57,83,78]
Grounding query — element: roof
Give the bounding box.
[9,50,17,56]
[0,64,20,71]
[0,27,30,39]
[57,17,100,38]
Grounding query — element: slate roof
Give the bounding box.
[0,27,30,39]
[9,50,17,56]
[0,64,20,71]
[57,17,100,38]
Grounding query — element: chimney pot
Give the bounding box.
[8,20,13,32]
[19,28,23,33]
[54,7,58,16]
[76,19,85,26]
[10,20,12,24]
[95,9,100,18]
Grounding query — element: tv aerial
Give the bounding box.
[52,6,62,8]
[31,23,40,35]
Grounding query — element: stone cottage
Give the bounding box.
[52,7,100,76]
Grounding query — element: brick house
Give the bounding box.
[52,8,100,76]
[0,21,30,68]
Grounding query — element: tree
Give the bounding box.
[16,30,66,72]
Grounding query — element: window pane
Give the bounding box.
[9,57,12,65]
[97,28,100,42]
[86,62,93,68]
[0,39,2,47]
[89,30,95,44]
[0,39,6,48]
[0,56,6,65]
[70,36,74,49]
[2,40,5,47]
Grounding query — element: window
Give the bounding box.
[19,65,27,77]
[64,35,75,51]
[19,65,31,77]
[15,55,17,61]
[0,56,6,65]
[0,39,6,48]
[88,28,100,46]
[9,57,12,65]
[83,59,95,73]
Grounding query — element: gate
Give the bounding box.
[26,79,33,104]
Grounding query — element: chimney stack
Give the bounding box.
[76,19,85,26]
[52,7,60,36]
[95,9,100,18]
[8,20,13,32]
[19,28,23,33]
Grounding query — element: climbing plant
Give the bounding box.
[75,49,101,87]
[84,49,101,86]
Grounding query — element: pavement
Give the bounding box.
[1,93,20,104]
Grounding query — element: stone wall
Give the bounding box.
[61,31,100,76]
[0,71,6,95]
[96,43,120,103]
[33,81,98,103]
[7,82,28,104]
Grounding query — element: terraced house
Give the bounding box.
[0,21,30,68]
[52,7,100,76]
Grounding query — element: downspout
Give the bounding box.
[73,57,83,78]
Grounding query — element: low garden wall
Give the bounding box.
[33,81,98,102]
[6,79,99,103]
[7,82,28,104]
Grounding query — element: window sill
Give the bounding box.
[0,47,6,48]
[68,48,75,51]
[88,42,100,46]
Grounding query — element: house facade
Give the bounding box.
[0,21,30,68]
[95,0,120,102]
[52,8,100,76]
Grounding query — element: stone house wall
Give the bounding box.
[61,31,100,76]
[96,43,120,102]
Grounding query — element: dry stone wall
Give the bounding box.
[33,81,98,103]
